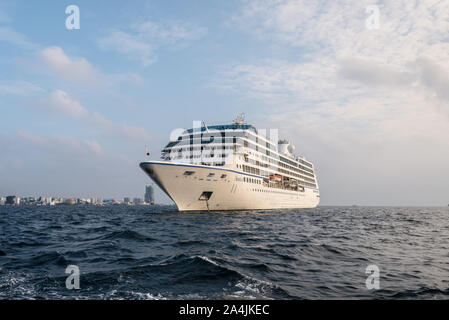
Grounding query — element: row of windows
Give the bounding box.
[241,176,312,193]
[171,130,313,171]
[164,143,315,182]
[243,157,314,183]
[168,154,228,160]
[278,167,315,183]
[248,157,314,180]
[237,163,317,189]
[243,140,314,176]
[179,129,278,151]
[241,164,260,176]
[279,156,313,174]
[183,167,316,192]
[163,144,235,154]
[243,176,261,184]
[164,131,315,181]
[241,155,314,180]
[163,137,237,149]
[246,133,276,151]
[182,162,226,166]
[164,142,314,182]
[179,132,243,140]
[249,188,305,195]
[183,171,227,179]
[184,124,256,134]
[244,131,313,169]
[164,147,316,186]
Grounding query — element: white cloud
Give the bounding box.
[38,46,144,88]
[40,46,100,85]
[31,91,152,142]
[45,89,89,118]
[17,130,46,146]
[90,112,152,141]
[121,124,152,141]
[337,57,414,88]
[18,131,104,156]
[224,0,449,112]
[214,58,341,103]
[0,26,35,49]
[98,31,156,67]
[132,21,207,44]
[97,20,207,66]
[0,81,44,95]
[412,57,449,103]
[80,139,104,155]
[232,0,449,64]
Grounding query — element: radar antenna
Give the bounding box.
[234,113,245,125]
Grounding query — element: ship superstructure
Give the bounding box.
[140,116,319,211]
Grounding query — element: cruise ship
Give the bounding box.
[140,116,319,211]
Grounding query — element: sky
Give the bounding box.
[0,0,448,206]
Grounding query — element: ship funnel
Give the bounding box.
[278,139,290,155]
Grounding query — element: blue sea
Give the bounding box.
[0,205,448,299]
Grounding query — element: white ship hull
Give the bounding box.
[140,161,320,211]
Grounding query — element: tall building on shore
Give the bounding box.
[5,196,17,205]
[144,185,155,205]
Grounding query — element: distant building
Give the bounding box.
[133,198,142,205]
[5,196,16,205]
[64,198,75,205]
[0,197,5,205]
[123,197,130,204]
[144,185,155,204]
[102,199,117,205]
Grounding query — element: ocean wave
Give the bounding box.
[174,240,207,247]
[1,205,448,299]
[100,230,156,241]
[55,254,291,299]
[7,239,46,248]
[390,287,449,299]
[0,272,37,299]
[28,251,68,267]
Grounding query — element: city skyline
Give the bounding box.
[1,1,449,206]
[1,195,154,208]
[0,184,156,205]
[0,196,154,205]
